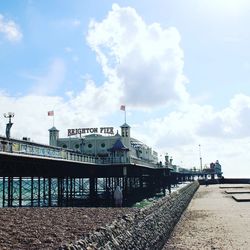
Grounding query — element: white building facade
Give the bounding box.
[49,123,158,165]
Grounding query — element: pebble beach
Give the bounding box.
[0,207,138,249]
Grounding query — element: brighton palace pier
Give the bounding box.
[0,119,222,207]
[53,124,158,165]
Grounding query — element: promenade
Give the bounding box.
[163,184,250,250]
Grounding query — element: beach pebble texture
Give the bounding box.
[61,182,199,250]
[0,181,199,249]
[0,207,136,249]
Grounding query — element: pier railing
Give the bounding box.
[130,156,161,168]
[0,138,160,168]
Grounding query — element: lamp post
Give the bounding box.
[165,153,169,168]
[4,112,14,139]
[199,144,203,172]
[80,137,85,155]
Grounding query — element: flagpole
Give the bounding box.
[48,110,55,127]
[120,105,126,123]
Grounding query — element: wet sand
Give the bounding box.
[163,184,250,250]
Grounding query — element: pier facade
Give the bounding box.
[0,121,222,207]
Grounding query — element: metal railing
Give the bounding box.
[0,139,97,164]
[0,139,161,167]
[0,137,167,168]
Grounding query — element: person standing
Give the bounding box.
[205,176,208,186]
[114,186,123,207]
[104,186,112,207]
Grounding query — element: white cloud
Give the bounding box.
[197,94,250,138]
[0,14,23,42]
[1,5,250,178]
[87,4,189,108]
[129,94,250,177]
[0,79,121,143]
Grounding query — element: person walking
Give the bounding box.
[114,185,123,207]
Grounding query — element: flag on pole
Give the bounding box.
[48,110,55,126]
[120,105,126,123]
[48,110,54,116]
[120,105,125,111]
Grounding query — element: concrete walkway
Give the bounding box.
[163,184,250,250]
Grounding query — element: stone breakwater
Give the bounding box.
[60,181,199,250]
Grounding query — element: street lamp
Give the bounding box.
[199,144,203,171]
[165,153,169,168]
[80,137,85,155]
[4,112,14,139]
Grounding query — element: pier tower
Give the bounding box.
[120,123,131,150]
[49,127,59,147]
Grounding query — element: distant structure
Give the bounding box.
[202,160,223,178]
[49,123,158,164]
[210,160,222,175]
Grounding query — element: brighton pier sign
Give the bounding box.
[68,127,114,136]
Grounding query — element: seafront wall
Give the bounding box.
[60,181,199,250]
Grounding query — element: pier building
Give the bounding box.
[49,123,158,165]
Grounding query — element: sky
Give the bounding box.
[1,0,250,177]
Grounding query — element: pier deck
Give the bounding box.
[163,184,250,249]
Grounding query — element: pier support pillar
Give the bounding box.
[19,177,22,207]
[2,177,6,207]
[38,177,41,207]
[31,177,34,207]
[48,177,52,206]
[89,177,96,204]
[7,177,13,207]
